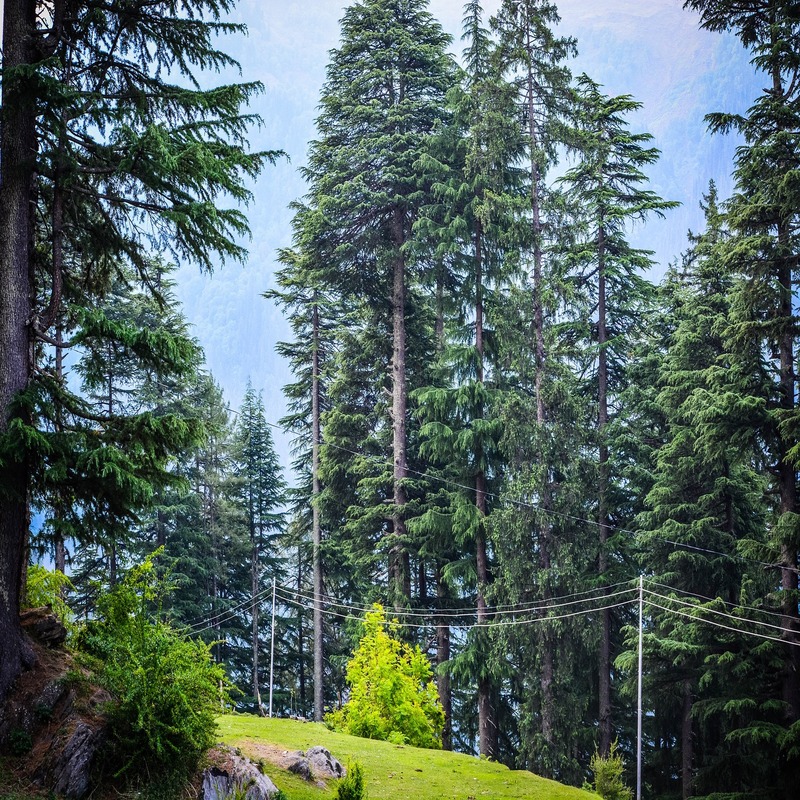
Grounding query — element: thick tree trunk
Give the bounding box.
[436,566,452,750]
[252,541,264,714]
[0,0,38,703]
[777,229,800,723]
[681,678,693,800]
[597,222,613,757]
[311,298,325,721]
[474,223,496,758]
[539,517,555,773]
[55,324,67,576]
[297,552,306,716]
[390,207,409,607]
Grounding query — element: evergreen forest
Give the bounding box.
[1,1,800,799]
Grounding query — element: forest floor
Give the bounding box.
[219,715,596,800]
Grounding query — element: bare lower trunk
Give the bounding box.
[55,324,67,577]
[682,678,693,800]
[0,0,38,703]
[297,553,306,716]
[476,495,495,758]
[390,208,408,607]
[539,513,555,773]
[252,543,264,714]
[474,225,496,758]
[776,220,800,727]
[311,297,324,721]
[436,566,452,750]
[598,223,612,757]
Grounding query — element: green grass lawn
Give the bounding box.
[218,715,597,800]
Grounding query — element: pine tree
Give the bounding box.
[625,185,767,798]
[299,0,455,605]
[270,226,339,722]
[0,0,274,701]
[560,76,678,755]
[681,4,800,792]
[412,0,527,759]
[231,383,287,713]
[486,2,590,772]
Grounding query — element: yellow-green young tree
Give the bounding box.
[327,605,444,748]
[0,0,275,702]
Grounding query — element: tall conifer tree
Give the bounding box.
[298,0,455,604]
[0,0,273,700]
[561,76,678,755]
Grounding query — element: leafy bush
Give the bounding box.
[335,760,365,800]
[25,564,74,627]
[590,741,633,800]
[326,605,444,749]
[79,552,228,776]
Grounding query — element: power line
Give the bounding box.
[274,582,638,620]
[644,588,797,637]
[644,579,790,622]
[276,588,638,629]
[645,598,800,649]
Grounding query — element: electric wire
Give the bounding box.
[644,579,791,622]
[272,582,638,620]
[644,588,796,636]
[184,584,275,630]
[276,589,638,629]
[645,598,800,648]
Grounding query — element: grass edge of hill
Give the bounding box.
[218,714,599,800]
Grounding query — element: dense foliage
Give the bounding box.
[79,554,228,776]
[5,1,799,798]
[327,606,444,749]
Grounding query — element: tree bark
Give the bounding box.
[55,323,67,576]
[597,221,612,757]
[311,297,325,721]
[681,678,693,800]
[436,565,452,750]
[771,52,800,735]
[252,541,263,714]
[297,551,306,716]
[0,0,38,703]
[390,207,409,607]
[474,222,496,758]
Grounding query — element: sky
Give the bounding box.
[169,0,761,476]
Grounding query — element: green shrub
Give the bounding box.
[326,605,444,749]
[79,552,229,776]
[590,741,633,800]
[25,564,74,628]
[335,761,366,800]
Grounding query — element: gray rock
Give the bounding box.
[306,745,345,779]
[201,750,280,800]
[287,756,312,781]
[46,720,106,799]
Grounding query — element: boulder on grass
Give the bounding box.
[306,745,345,779]
[201,748,279,800]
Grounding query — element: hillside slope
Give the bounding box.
[219,716,597,800]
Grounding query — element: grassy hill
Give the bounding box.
[218,715,598,800]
